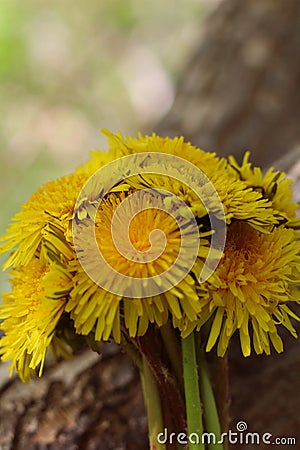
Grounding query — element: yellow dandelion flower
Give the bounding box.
[0,172,89,270]
[229,151,299,223]
[68,188,209,341]
[65,261,122,342]
[125,166,278,230]
[71,131,294,345]
[90,132,283,231]
[0,143,120,272]
[102,129,220,176]
[185,222,300,357]
[197,164,281,230]
[0,259,73,381]
[75,145,125,176]
[2,130,299,371]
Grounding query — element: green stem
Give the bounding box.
[141,354,166,450]
[182,333,204,450]
[198,349,224,450]
[136,330,187,433]
[160,322,184,393]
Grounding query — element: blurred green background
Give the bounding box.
[0,0,212,291]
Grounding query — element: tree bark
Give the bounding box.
[0,344,148,450]
[1,0,300,449]
[157,0,300,169]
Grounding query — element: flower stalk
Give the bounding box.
[141,354,166,450]
[198,348,224,450]
[136,329,187,434]
[182,332,205,450]
[160,322,184,394]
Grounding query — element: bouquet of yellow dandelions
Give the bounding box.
[1,131,300,450]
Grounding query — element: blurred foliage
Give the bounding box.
[0,0,212,290]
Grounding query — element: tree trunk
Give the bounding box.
[0,343,148,450]
[1,0,300,448]
[157,0,300,169]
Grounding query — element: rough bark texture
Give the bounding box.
[0,344,148,450]
[1,0,300,449]
[157,0,300,169]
